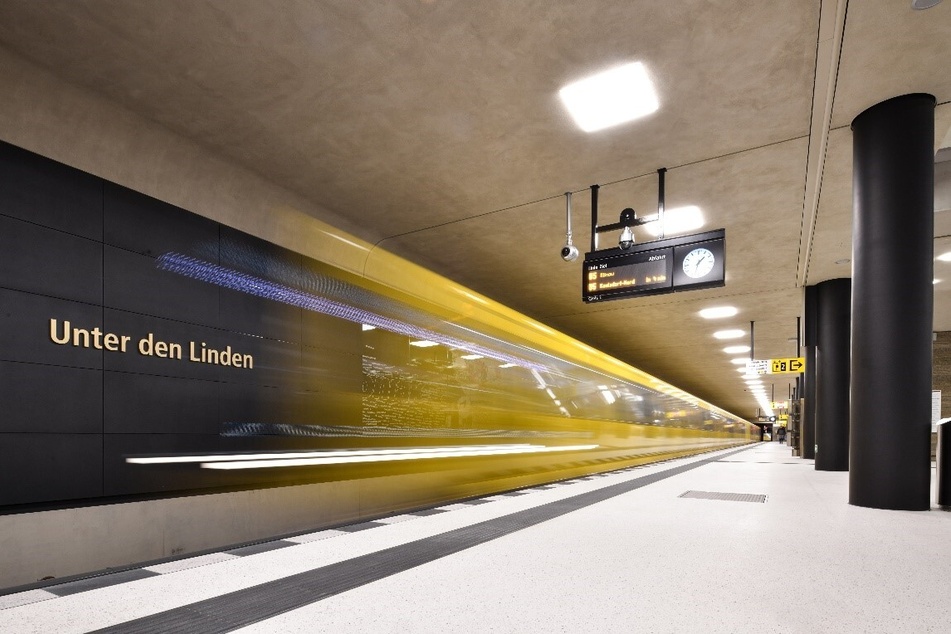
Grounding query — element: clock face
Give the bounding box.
[682,247,715,279]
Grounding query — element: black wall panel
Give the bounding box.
[219,383,328,428]
[0,215,103,303]
[0,361,102,433]
[301,346,363,393]
[301,310,362,355]
[0,141,102,240]
[219,225,301,279]
[0,434,103,506]
[104,372,219,435]
[103,246,219,326]
[0,288,104,369]
[0,141,373,510]
[103,182,219,259]
[218,287,302,343]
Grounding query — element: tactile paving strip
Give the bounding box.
[89,445,753,634]
[224,540,297,557]
[406,508,450,516]
[678,490,767,503]
[45,569,160,597]
[335,521,387,532]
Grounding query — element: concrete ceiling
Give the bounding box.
[0,0,949,419]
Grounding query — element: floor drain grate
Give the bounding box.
[679,490,767,503]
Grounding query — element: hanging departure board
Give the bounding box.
[583,229,725,303]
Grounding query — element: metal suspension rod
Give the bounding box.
[750,321,755,360]
[796,316,801,356]
[657,167,667,239]
[590,184,600,252]
[564,192,573,245]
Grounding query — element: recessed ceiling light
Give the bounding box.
[713,329,745,340]
[730,357,749,365]
[912,0,942,9]
[645,206,705,237]
[361,324,376,331]
[559,61,659,133]
[835,258,851,265]
[460,354,484,360]
[935,279,942,285]
[937,252,951,262]
[723,345,751,354]
[410,340,439,348]
[698,306,738,319]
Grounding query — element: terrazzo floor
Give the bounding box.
[2,442,949,633]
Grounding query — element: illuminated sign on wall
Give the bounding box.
[582,229,726,303]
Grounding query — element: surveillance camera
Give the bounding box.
[618,226,634,250]
[561,244,579,262]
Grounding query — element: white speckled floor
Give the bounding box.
[2,442,949,633]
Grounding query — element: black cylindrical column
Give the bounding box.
[814,278,851,471]
[850,93,935,510]
[938,421,951,506]
[801,285,818,459]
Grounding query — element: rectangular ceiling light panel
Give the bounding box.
[559,61,660,133]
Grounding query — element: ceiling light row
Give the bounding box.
[695,305,767,410]
[698,306,738,319]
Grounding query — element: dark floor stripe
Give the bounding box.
[91,445,754,634]
[457,499,492,505]
[225,540,296,557]
[46,569,160,597]
[407,508,449,516]
[335,521,386,532]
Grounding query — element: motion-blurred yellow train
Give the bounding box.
[135,220,757,508]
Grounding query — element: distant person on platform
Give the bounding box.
[777,426,786,444]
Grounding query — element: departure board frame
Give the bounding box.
[582,229,725,303]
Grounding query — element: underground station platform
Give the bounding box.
[2,442,948,634]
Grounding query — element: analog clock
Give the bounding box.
[682,247,715,279]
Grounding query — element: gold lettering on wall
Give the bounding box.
[47,318,253,369]
[138,333,183,359]
[189,341,253,369]
[49,319,131,352]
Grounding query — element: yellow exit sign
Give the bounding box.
[770,357,805,373]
